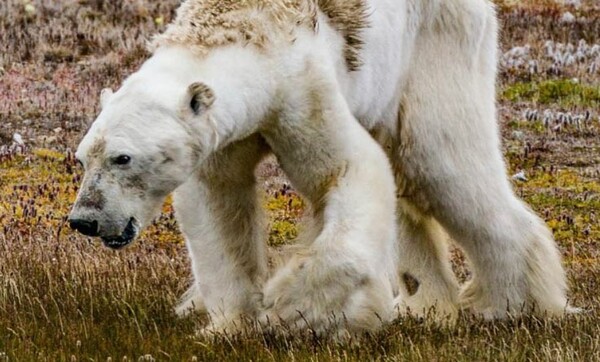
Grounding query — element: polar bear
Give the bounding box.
[69,0,571,335]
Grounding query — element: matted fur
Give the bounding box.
[149,0,368,71]
[318,0,368,71]
[149,0,314,55]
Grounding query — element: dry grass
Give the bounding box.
[1,0,600,360]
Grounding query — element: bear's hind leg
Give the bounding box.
[398,104,570,318]
[394,204,459,322]
[396,0,569,317]
[431,185,569,318]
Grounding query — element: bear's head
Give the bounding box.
[69,78,218,249]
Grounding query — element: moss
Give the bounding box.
[265,191,305,247]
[0,150,76,229]
[526,169,600,192]
[265,191,304,212]
[269,220,299,247]
[516,170,600,259]
[502,79,600,107]
[33,148,66,161]
[506,118,547,133]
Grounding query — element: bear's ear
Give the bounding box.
[100,88,114,109]
[187,82,215,115]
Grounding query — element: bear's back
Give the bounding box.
[149,0,367,71]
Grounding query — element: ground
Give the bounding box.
[0,0,599,360]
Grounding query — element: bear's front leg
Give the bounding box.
[173,135,270,333]
[259,80,399,337]
[261,242,395,337]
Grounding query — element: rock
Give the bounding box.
[13,133,24,145]
[512,171,528,182]
[560,12,576,24]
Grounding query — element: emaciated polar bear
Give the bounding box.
[69,0,572,335]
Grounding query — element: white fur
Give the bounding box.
[73,0,571,335]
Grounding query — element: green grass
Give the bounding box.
[502,79,600,107]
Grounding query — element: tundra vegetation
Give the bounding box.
[0,0,599,360]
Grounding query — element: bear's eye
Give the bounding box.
[113,155,132,166]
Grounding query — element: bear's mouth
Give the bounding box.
[101,218,139,250]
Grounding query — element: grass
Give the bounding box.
[1,0,600,360]
[503,80,600,107]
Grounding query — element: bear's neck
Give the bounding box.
[141,45,278,148]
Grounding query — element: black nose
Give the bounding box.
[69,219,99,237]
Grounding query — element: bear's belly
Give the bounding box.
[338,0,415,132]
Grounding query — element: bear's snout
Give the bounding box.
[101,218,139,250]
[69,218,100,237]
